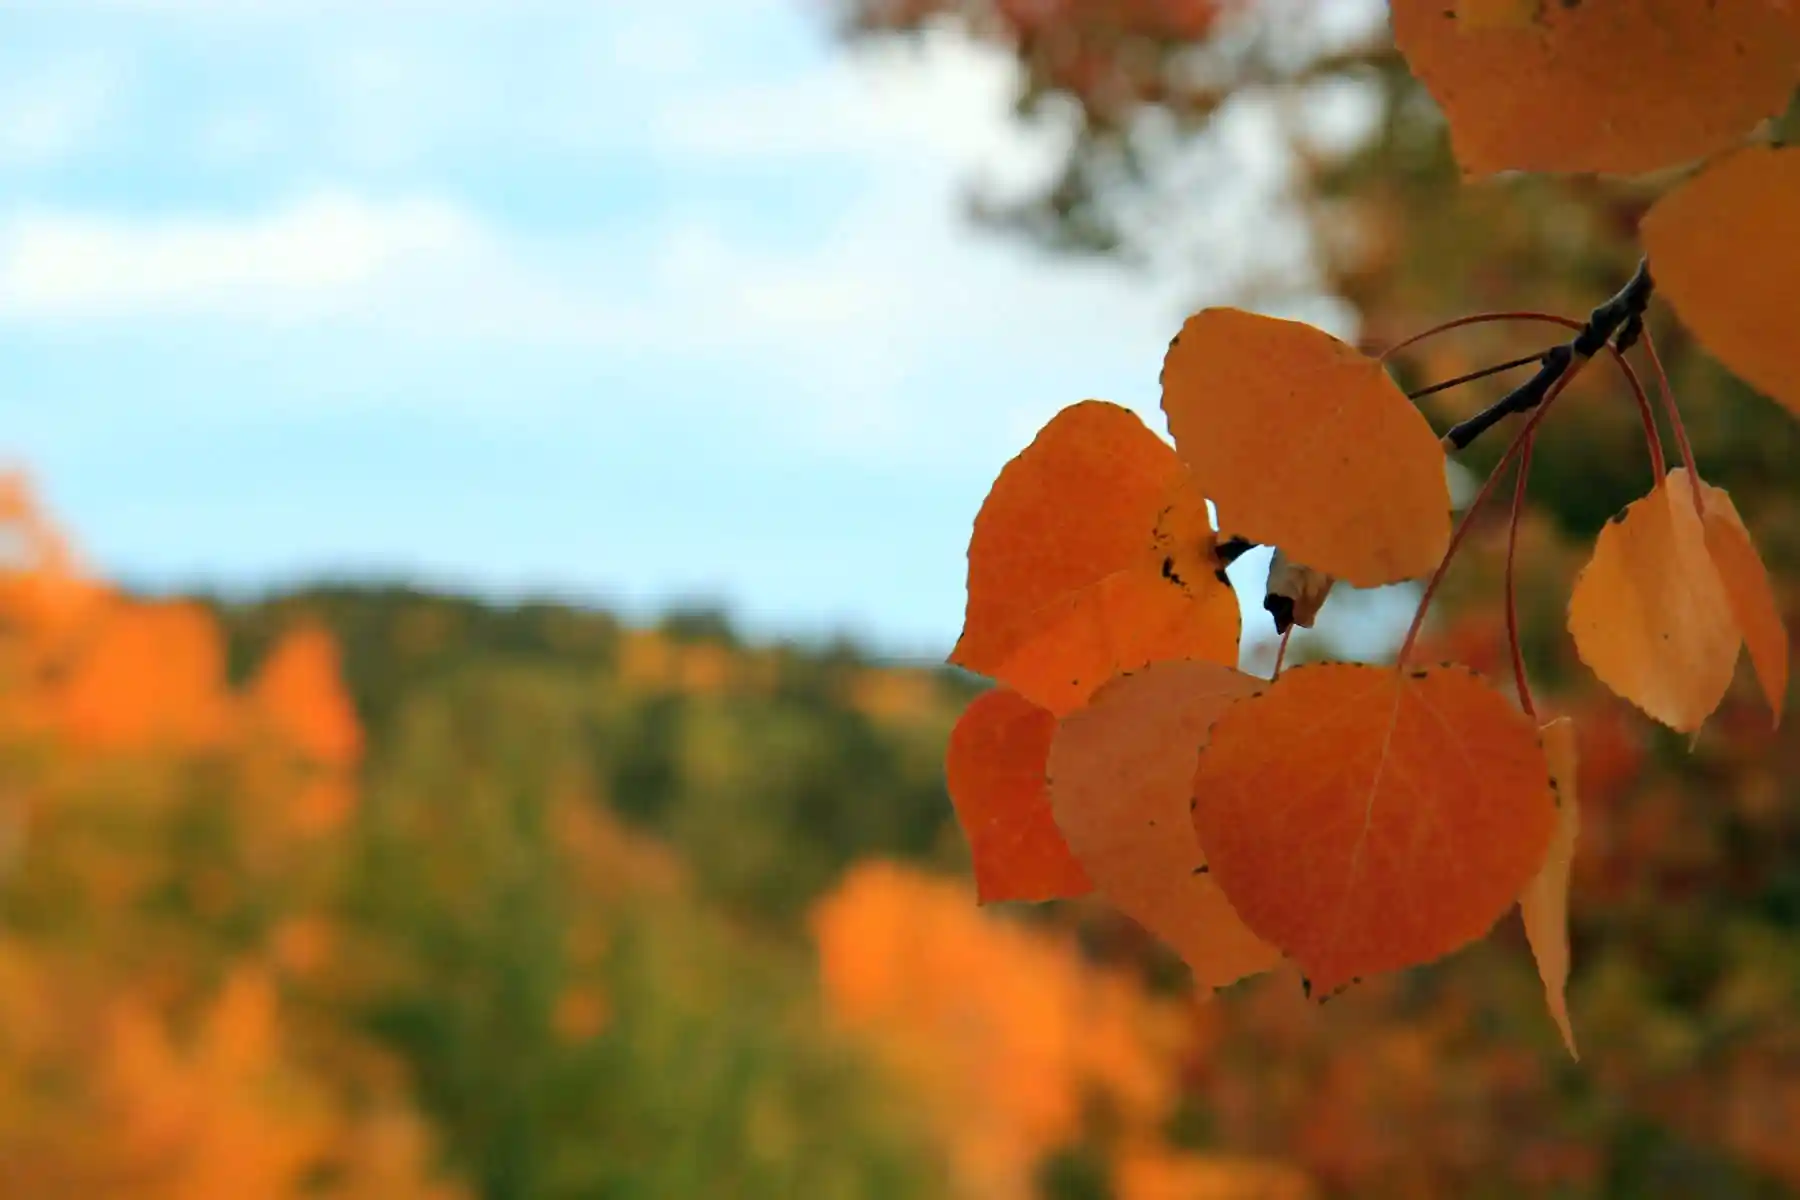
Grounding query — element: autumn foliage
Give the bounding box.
[0,472,459,1198]
[812,861,1312,1200]
[942,1,1800,1063]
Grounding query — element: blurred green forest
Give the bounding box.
[211,586,979,1198]
[213,586,976,923]
[0,495,983,1197]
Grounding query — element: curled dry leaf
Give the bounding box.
[1047,659,1280,992]
[1642,145,1800,419]
[1392,1,1800,176]
[952,400,1239,714]
[1160,308,1448,589]
[945,687,1091,904]
[1567,469,1751,732]
[1190,662,1555,995]
[1521,716,1580,1061]
[1687,475,1789,724]
[1264,547,1335,634]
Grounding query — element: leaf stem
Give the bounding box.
[1638,327,1704,514]
[1378,311,1572,363]
[1505,433,1537,718]
[1406,349,1552,401]
[1397,371,1577,671]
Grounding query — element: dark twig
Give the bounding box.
[1441,258,1655,452]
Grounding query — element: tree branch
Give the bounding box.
[1440,258,1655,452]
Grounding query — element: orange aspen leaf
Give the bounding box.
[1190,662,1555,995]
[953,400,1239,714]
[1392,1,1800,176]
[1567,469,1741,732]
[1455,0,1538,30]
[1521,715,1580,1061]
[945,687,1091,904]
[1687,475,1789,725]
[1642,145,1800,419]
[1160,308,1449,588]
[1047,659,1280,992]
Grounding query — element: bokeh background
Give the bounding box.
[4,2,1799,1196]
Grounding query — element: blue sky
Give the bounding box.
[1,0,1396,661]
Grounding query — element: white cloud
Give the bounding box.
[0,192,481,321]
[653,26,1067,190]
[0,14,1339,470]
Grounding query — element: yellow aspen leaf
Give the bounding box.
[1190,662,1555,995]
[1521,716,1580,1061]
[1642,145,1800,418]
[945,687,1092,904]
[1568,469,1741,732]
[1392,1,1800,176]
[1160,308,1449,588]
[953,400,1239,714]
[1686,474,1789,724]
[1047,660,1280,992]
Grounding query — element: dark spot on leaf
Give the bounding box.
[1215,536,1255,565]
[1411,669,1430,679]
[1609,506,1630,525]
[1192,864,1209,875]
[1161,555,1188,588]
[1300,976,1312,1000]
[1265,593,1296,634]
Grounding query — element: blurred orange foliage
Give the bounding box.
[0,474,462,1199]
[251,623,363,768]
[813,861,1304,1198]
